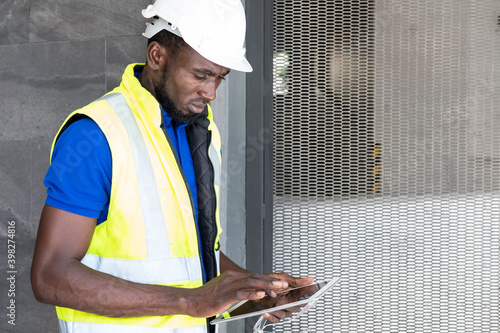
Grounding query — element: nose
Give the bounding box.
[199,81,217,101]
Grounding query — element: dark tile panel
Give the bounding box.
[106,35,148,91]
[30,0,153,42]
[0,237,59,332]
[31,142,51,239]
[0,141,31,239]
[0,39,105,141]
[0,0,30,45]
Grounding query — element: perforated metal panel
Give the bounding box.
[272,0,500,332]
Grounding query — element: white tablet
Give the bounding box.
[210,276,341,325]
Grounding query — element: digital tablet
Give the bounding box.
[210,276,341,325]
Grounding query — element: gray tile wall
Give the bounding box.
[0,1,248,331]
[0,1,151,332]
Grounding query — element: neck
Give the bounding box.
[138,64,158,99]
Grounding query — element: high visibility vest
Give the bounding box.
[52,64,222,332]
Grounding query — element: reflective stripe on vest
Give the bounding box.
[58,320,209,333]
[81,254,203,284]
[208,144,221,188]
[107,93,170,260]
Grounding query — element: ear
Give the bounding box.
[146,41,166,71]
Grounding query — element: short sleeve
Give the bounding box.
[44,118,112,222]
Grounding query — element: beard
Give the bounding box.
[154,69,205,124]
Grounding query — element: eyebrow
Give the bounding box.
[194,68,231,77]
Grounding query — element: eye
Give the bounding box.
[194,74,206,81]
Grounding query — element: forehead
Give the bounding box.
[170,44,230,76]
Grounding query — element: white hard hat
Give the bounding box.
[142,0,253,72]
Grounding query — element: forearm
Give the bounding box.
[32,258,191,318]
[31,205,192,318]
[32,207,290,320]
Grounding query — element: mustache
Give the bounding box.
[190,98,210,105]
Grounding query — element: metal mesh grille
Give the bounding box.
[272,0,500,332]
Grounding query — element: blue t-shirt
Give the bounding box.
[44,112,199,225]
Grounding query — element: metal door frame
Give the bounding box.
[245,0,274,275]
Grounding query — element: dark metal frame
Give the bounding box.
[245,0,274,275]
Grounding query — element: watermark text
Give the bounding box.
[6,220,16,326]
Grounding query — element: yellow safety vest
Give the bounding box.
[52,64,223,332]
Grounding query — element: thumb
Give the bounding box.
[295,276,314,286]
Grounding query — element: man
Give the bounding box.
[31,0,312,332]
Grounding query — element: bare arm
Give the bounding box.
[31,205,288,319]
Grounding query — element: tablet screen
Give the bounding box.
[229,281,325,316]
[211,277,340,324]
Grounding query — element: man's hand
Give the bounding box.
[183,270,289,318]
[218,254,315,323]
[261,272,314,323]
[267,272,314,291]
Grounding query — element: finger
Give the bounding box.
[267,272,313,288]
[262,289,277,298]
[241,273,289,291]
[263,309,292,323]
[284,275,314,288]
[281,305,302,313]
[296,284,317,297]
[270,309,290,320]
[251,272,289,285]
[262,312,281,324]
[295,276,314,286]
[234,289,267,301]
